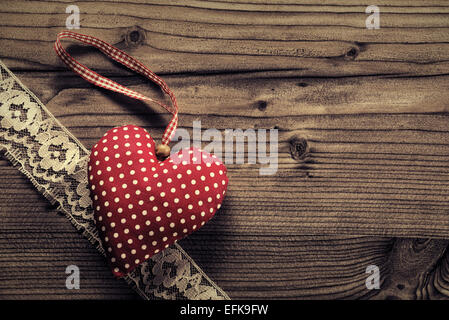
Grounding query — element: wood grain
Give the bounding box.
[1,0,449,77]
[0,161,393,299]
[16,72,449,239]
[1,0,449,299]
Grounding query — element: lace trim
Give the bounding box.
[0,59,229,300]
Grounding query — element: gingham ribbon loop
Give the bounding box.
[54,31,178,145]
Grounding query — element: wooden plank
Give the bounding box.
[14,72,449,239]
[0,159,392,299]
[0,0,448,76]
[1,0,449,300]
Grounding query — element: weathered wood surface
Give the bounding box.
[1,0,449,299]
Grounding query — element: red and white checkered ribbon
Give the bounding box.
[54,31,178,146]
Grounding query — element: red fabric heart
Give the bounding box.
[88,125,228,277]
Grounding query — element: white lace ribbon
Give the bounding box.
[0,59,229,300]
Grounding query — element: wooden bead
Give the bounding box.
[156,144,171,159]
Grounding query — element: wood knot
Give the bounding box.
[345,47,359,60]
[124,27,145,47]
[256,100,267,111]
[289,137,309,161]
